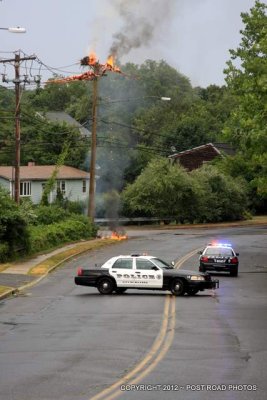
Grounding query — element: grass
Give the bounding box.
[28,238,123,275]
[0,263,12,273]
[0,285,13,296]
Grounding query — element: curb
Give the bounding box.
[0,240,116,301]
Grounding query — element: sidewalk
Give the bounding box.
[0,239,115,300]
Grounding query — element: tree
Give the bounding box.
[122,159,248,223]
[223,0,267,208]
[122,158,199,222]
[0,186,30,260]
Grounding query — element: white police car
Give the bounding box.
[199,242,239,276]
[75,254,219,296]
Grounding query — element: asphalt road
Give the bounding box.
[0,225,266,400]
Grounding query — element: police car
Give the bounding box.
[199,242,239,276]
[74,254,219,296]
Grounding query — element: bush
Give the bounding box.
[0,186,30,258]
[34,205,71,225]
[29,216,98,253]
[0,242,9,262]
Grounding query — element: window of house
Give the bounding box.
[20,181,31,196]
[82,180,86,193]
[57,180,66,195]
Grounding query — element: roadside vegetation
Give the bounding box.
[0,187,97,262]
[0,1,266,262]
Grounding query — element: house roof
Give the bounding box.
[36,111,91,137]
[169,143,235,171]
[0,165,90,181]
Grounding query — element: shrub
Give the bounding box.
[0,242,9,262]
[0,186,30,257]
[34,205,71,225]
[29,216,98,253]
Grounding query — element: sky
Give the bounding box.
[0,0,261,88]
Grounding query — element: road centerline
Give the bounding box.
[89,248,200,400]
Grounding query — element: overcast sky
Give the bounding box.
[0,0,261,88]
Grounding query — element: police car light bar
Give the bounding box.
[208,242,232,247]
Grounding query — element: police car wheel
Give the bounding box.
[171,279,185,296]
[97,278,114,294]
[187,288,199,296]
[115,288,127,294]
[230,268,238,277]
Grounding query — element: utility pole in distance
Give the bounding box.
[0,53,36,203]
[88,77,98,220]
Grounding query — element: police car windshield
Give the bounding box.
[205,247,233,256]
[152,258,173,269]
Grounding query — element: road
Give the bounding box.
[0,225,266,400]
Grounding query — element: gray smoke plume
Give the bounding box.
[109,0,176,59]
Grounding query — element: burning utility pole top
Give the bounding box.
[80,52,123,75]
[50,52,124,84]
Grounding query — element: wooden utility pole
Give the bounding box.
[0,53,36,203]
[88,78,98,221]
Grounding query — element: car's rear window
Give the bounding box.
[205,247,233,256]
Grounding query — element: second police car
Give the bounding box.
[199,242,239,276]
[75,254,219,296]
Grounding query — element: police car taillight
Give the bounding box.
[77,267,84,276]
[230,257,238,264]
[201,256,209,262]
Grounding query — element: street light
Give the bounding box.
[101,96,171,104]
[0,26,26,33]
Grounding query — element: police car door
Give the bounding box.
[109,258,136,287]
[134,258,163,289]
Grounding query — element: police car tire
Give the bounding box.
[115,288,127,294]
[97,277,114,294]
[230,268,238,277]
[170,279,185,296]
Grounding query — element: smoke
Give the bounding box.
[109,0,176,59]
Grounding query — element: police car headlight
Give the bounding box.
[189,275,205,281]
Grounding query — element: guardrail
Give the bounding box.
[95,217,172,225]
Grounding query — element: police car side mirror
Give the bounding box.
[198,251,202,255]
[152,266,159,271]
[236,253,239,256]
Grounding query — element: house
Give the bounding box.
[168,142,235,171]
[36,111,91,137]
[0,162,90,204]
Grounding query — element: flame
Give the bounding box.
[88,51,97,65]
[106,55,114,68]
[101,231,128,241]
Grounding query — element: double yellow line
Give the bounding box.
[90,248,200,400]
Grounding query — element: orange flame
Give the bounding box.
[106,55,114,68]
[88,51,97,65]
[101,231,128,241]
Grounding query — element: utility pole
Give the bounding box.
[88,78,98,220]
[0,52,36,203]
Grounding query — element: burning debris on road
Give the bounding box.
[100,230,128,241]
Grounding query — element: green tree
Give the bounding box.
[0,186,30,260]
[191,165,248,222]
[122,158,199,222]
[223,0,267,208]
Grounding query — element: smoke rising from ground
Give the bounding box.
[109,0,176,59]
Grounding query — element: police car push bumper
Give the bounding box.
[74,255,219,296]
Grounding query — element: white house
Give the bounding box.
[0,162,90,204]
